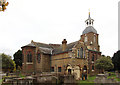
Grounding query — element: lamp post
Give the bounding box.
[0,0,9,12]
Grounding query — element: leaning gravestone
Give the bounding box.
[94,74,118,85]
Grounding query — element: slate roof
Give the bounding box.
[36,42,52,48]
[21,41,78,55]
[82,26,97,35]
[52,41,78,55]
[39,47,53,54]
[21,43,36,48]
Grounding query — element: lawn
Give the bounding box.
[107,72,120,82]
[18,73,25,78]
[0,79,2,84]
[78,75,96,85]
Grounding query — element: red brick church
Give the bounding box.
[21,12,101,80]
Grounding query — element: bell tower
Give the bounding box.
[85,12,94,27]
[80,12,100,51]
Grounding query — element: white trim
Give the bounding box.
[92,70,94,71]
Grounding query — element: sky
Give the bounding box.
[0,0,119,58]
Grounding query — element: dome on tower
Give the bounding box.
[82,26,97,35]
[82,11,97,35]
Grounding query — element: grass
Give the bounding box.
[0,79,2,84]
[78,75,96,85]
[107,74,116,79]
[107,72,120,82]
[18,73,25,78]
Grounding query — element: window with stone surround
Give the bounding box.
[22,54,24,63]
[58,67,61,72]
[77,49,80,57]
[80,47,83,58]
[92,65,94,71]
[27,52,32,62]
[84,50,86,58]
[94,35,96,43]
[37,53,41,63]
[51,67,54,72]
[92,54,94,61]
[84,36,87,42]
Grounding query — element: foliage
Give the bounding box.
[112,50,120,71]
[13,50,22,69]
[95,56,114,72]
[1,53,16,72]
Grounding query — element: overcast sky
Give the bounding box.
[0,0,119,57]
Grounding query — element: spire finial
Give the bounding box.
[89,9,90,18]
[85,10,94,26]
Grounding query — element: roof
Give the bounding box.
[39,47,53,54]
[21,43,36,48]
[21,40,78,55]
[52,41,78,55]
[82,26,97,35]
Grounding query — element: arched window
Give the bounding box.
[37,53,41,63]
[22,54,24,63]
[83,66,87,70]
[84,36,87,42]
[27,52,32,62]
[92,65,94,70]
[94,35,96,42]
[80,47,83,58]
[84,50,86,58]
[77,49,80,57]
[92,54,94,61]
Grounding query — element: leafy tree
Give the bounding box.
[95,56,114,73]
[1,53,16,72]
[13,50,22,69]
[112,50,120,72]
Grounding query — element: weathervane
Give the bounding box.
[0,0,9,12]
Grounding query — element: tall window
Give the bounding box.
[94,36,96,42]
[51,67,54,72]
[77,49,80,57]
[27,52,32,62]
[84,50,86,58]
[84,36,87,42]
[22,54,24,63]
[37,53,41,63]
[92,55,94,61]
[58,67,61,72]
[92,65,94,70]
[80,47,83,58]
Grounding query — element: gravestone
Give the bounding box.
[94,74,118,85]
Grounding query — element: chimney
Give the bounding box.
[31,40,34,43]
[62,39,67,51]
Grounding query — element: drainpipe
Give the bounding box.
[50,54,51,72]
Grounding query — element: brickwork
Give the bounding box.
[22,46,36,74]
[21,13,102,79]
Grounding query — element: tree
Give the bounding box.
[95,56,114,73]
[13,50,22,69]
[1,53,16,72]
[112,50,120,72]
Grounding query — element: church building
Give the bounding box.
[21,12,101,80]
